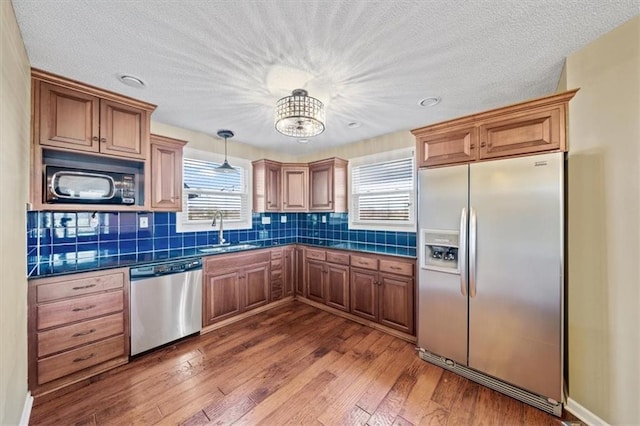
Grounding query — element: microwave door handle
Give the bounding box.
[459,207,468,297]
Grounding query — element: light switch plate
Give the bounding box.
[139,216,149,229]
[261,216,271,225]
[280,216,287,223]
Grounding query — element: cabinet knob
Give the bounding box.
[91,136,99,142]
[480,142,486,148]
[470,144,475,149]
[100,137,107,143]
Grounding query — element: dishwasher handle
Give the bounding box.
[130,258,202,280]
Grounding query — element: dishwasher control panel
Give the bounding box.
[130,258,202,279]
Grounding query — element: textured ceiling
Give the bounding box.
[12,0,640,155]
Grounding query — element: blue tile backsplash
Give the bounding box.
[27,211,416,276]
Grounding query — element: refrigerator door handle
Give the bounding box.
[469,207,477,297]
[459,207,468,296]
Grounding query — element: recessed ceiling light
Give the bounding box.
[297,138,310,144]
[347,122,361,128]
[117,74,146,88]
[419,96,441,107]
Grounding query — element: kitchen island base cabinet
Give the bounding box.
[28,268,130,396]
[203,251,270,327]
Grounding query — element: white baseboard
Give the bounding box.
[565,397,610,426]
[20,391,33,426]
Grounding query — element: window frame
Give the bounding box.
[176,147,253,233]
[348,148,416,232]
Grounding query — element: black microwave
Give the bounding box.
[45,166,136,205]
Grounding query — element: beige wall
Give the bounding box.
[151,121,298,162]
[0,1,31,424]
[296,130,415,162]
[152,121,414,164]
[566,16,639,425]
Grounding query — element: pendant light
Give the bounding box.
[216,129,236,172]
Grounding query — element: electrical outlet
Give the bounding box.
[321,216,327,223]
[280,216,287,223]
[261,216,271,225]
[139,216,149,229]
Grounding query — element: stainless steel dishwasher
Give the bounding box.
[130,257,202,356]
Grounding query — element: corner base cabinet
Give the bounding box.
[28,268,130,396]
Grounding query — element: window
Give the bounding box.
[349,148,415,231]
[176,148,252,232]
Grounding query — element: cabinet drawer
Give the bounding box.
[306,249,326,261]
[326,251,350,265]
[38,313,124,358]
[351,255,378,270]
[271,258,282,270]
[37,335,125,385]
[37,272,124,303]
[379,260,414,277]
[271,249,283,260]
[37,291,124,330]
[271,269,283,281]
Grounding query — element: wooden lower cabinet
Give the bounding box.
[295,246,305,296]
[304,250,350,312]
[203,250,270,327]
[28,268,130,395]
[325,263,350,312]
[349,255,415,335]
[306,259,326,304]
[283,246,295,297]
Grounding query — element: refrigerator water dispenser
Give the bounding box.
[420,229,460,273]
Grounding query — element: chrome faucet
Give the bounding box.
[211,210,226,245]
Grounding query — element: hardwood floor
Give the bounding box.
[30,302,578,425]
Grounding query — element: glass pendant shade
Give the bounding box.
[216,129,236,173]
[275,89,325,138]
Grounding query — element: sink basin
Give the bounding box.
[198,243,259,254]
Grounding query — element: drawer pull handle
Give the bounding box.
[390,266,401,270]
[72,328,96,337]
[72,305,96,312]
[72,284,96,290]
[73,353,95,363]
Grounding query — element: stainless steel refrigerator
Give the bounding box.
[417,151,564,416]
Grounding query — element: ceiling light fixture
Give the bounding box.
[419,96,441,107]
[275,89,325,138]
[215,129,236,173]
[117,74,146,88]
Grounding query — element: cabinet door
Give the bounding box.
[309,163,333,211]
[150,137,184,211]
[282,166,308,211]
[478,105,564,160]
[203,271,241,326]
[349,268,378,322]
[325,263,350,312]
[266,164,281,211]
[244,262,269,311]
[306,259,325,304]
[39,82,100,152]
[416,126,477,167]
[283,246,295,297]
[379,273,414,334]
[295,247,305,296]
[99,99,148,159]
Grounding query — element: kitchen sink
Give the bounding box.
[198,243,260,254]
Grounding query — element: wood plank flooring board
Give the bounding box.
[29,302,576,426]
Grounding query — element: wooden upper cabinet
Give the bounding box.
[99,99,148,159]
[33,69,155,161]
[150,134,187,211]
[478,105,563,160]
[282,164,308,211]
[412,89,577,168]
[309,158,348,212]
[39,82,100,152]
[416,126,477,168]
[253,159,281,212]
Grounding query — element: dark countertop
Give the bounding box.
[28,240,416,279]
